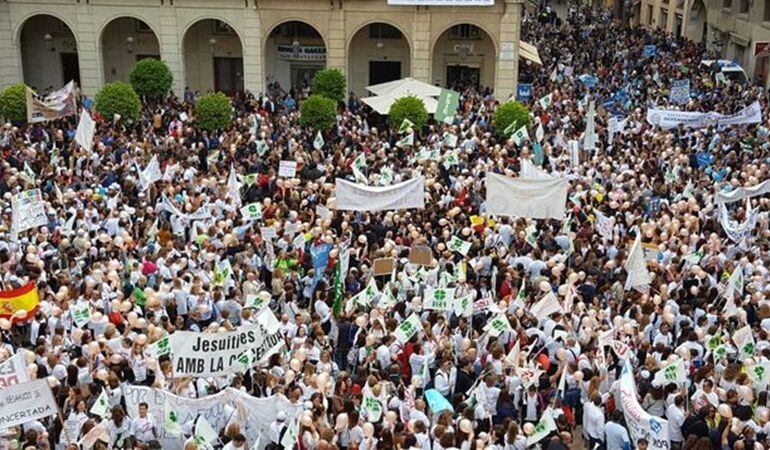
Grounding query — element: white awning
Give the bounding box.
[366,77,442,97]
[519,40,542,65]
[361,94,438,114]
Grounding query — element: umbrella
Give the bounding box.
[366,77,442,97]
[361,94,438,115]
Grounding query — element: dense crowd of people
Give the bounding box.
[2,2,770,450]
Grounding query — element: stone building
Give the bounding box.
[0,0,531,99]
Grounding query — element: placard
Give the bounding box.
[0,379,57,429]
[409,245,433,266]
[279,160,297,178]
[373,258,396,276]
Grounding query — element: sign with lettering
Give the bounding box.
[0,379,57,429]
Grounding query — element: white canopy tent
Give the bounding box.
[366,77,442,97]
[362,77,441,115]
[361,93,438,114]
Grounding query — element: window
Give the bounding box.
[648,5,654,23]
[723,0,732,10]
[661,9,669,27]
[449,24,481,40]
[739,0,749,13]
[765,0,770,20]
[270,22,319,39]
[368,23,402,40]
[213,20,236,35]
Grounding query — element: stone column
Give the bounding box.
[497,0,523,100]
[412,7,431,83]
[242,6,264,95]
[0,2,22,89]
[76,4,103,96]
[159,7,184,97]
[327,6,346,72]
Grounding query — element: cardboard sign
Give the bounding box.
[279,160,297,178]
[409,245,433,266]
[373,258,396,276]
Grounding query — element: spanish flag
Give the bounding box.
[0,283,39,322]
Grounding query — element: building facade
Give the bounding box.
[636,0,770,86]
[0,0,524,99]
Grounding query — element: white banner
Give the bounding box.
[26,81,77,123]
[618,364,670,450]
[11,189,47,233]
[170,309,283,377]
[75,110,96,151]
[647,101,761,129]
[485,173,568,219]
[0,352,30,389]
[715,179,770,204]
[388,0,494,4]
[0,379,57,429]
[335,177,425,212]
[124,386,303,450]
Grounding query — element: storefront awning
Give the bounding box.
[366,78,442,97]
[519,40,542,65]
[361,93,438,115]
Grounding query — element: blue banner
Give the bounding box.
[578,74,598,89]
[643,45,657,58]
[310,243,333,292]
[669,79,690,105]
[424,389,453,414]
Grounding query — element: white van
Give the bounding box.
[700,60,749,85]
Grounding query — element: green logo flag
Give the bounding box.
[435,89,460,123]
[313,131,325,150]
[398,118,415,134]
[165,399,182,437]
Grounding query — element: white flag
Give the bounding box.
[75,109,96,151]
[653,358,687,386]
[484,313,513,337]
[526,409,558,446]
[504,340,521,367]
[723,265,744,314]
[227,165,242,207]
[89,390,110,418]
[396,132,415,148]
[511,126,530,146]
[394,313,423,343]
[535,122,545,143]
[424,287,455,311]
[447,236,472,256]
[539,93,553,110]
[624,234,652,293]
[584,101,598,150]
[314,131,324,150]
[733,325,755,359]
[529,291,563,321]
[139,155,162,191]
[194,416,219,449]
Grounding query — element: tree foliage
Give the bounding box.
[95,82,141,123]
[299,95,337,131]
[129,58,173,100]
[388,96,428,131]
[0,84,27,122]
[493,101,532,137]
[196,93,233,131]
[311,69,346,103]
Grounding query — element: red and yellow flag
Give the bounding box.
[0,283,39,322]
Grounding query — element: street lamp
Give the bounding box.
[125,35,135,53]
[208,37,217,54]
[292,39,301,59]
[43,33,54,52]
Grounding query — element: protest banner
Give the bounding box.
[394,313,423,343]
[0,282,39,322]
[619,363,670,450]
[424,287,455,311]
[409,245,433,266]
[715,179,770,204]
[486,173,568,219]
[11,189,47,234]
[240,203,263,221]
[373,258,396,276]
[646,101,761,129]
[0,379,57,429]
[26,81,77,123]
[170,309,283,377]
[526,410,558,446]
[652,358,687,386]
[124,385,303,450]
[279,160,297,178]
[0,352,30,389]
[335,177,425,212]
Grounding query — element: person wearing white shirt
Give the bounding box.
[433,359,456,398]
[666,395,686,446]
[582,394,605,449]
[130,402,157,443]
[690,379,718,411]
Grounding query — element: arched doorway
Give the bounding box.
[265,21,326,94]
[431,24,496,92]
[19,14,80,91]
[101,17,161,84]
[347,23,411,96]
[183,19,243,94]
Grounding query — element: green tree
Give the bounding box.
[95,82,141,123]
[311,69,346,103]
[493,101,531,138]
[299,95,337,131]
[388,96,428,132]
[129,58,173,100]
[195,92,232,131]
[0,84,27,122]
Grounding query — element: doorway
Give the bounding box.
[61,53,80,87]
[446,65,480,90]
[369,61,401,86]
[214,57,244,94]
[291,65,323,90]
